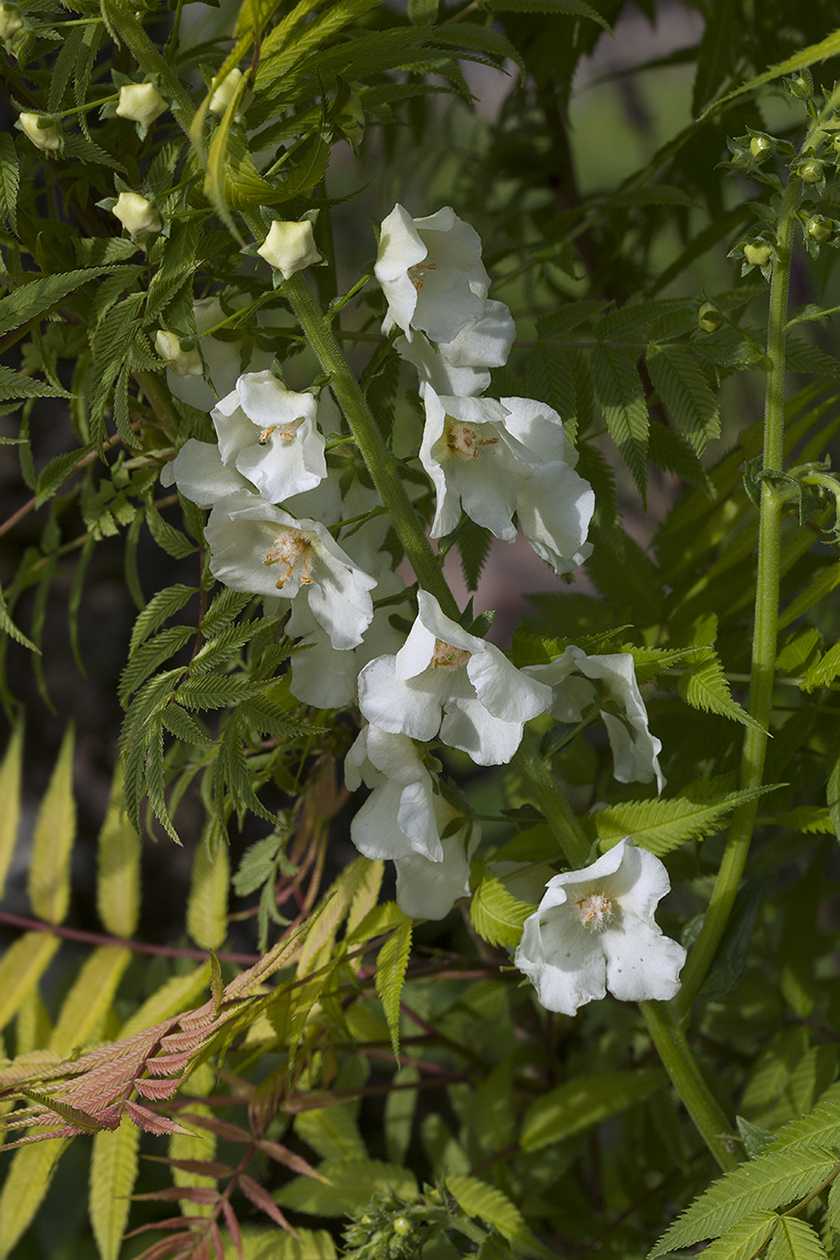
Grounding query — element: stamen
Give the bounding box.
[432,639,471,670]
[444,420,499,461]
[258,426,276,445]
[574,892,614,930]
[265,530,315,587]
[408,257,438,292]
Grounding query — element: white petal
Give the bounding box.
[439,694,525,766]
[515,905,607,1016]
[394,834,472,919]
[162,439,251,507]
[467,643,552,723]
[516,462,595,575]
[603,918,686,1002]
[500,396,568,465]
[357,655,443,742]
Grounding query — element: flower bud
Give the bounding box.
[392,1218,411,1237]
[112,191,162,238]
[257,219,321,279]
[209,68,252,119]
[833,136,840,154]
[155,330,202,376]
[19,112,60,151]
[0,4,22,38]
[750,135,772,158]
[697,302,723,333]
[806,215,833,243]
[787,71,813,100]
[798,158,824,184]
[743,241,772,267]
[116,83,168,128]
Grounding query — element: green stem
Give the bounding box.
[512,730,589,867]
[280,272,459,620]
[676,173,799,1014]
[640,1000,738,1171]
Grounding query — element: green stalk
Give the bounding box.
[676,173,799,1014]
[641,1000,738,1171]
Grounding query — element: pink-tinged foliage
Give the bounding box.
[221,1200,243,1260]
[239,1173,300,1234]
[0,919,308,1145]
[257,1137,330,1181]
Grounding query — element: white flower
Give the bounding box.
[160,438,251,508]
[0,5,22,39]
[203,495,376,649]
[526,647,664,791]
[357,591,552,766]
[116,83,167,128]
[286,595,406,709]
[112,191,161,238]
[257,220,321,280]
[155,330,203,377]
[19,113,60,151]
[211,370,326,502]
[501,397,594,575]
[514,838,686,1014]
[345,725,476,919]
[420,388,539,541]
[375,204,489,344]
[396,299,516,397]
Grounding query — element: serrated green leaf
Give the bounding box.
[766,1217,828,1260]
[593,786,771,856]
[187,831,230,951]
[778,562,840,631]
[118,624,193,706]
[687,1211,779,1260]
[522,1069,665,1152]
[375,914,412,1059]
[647,345,720,453]
[802,641,840,692]
[90,1117,141,1260]
[0,584,38,652]
[484,0,609,27]
[0,363,72,404]
[145,501,197,560]
[0,724,22,903]
[591,344,649,503]
[0,1138,69,1256]
[97,761,141,939]
[29,724,75,926]
[0,268,115,340]
[129,584,198,656]
[470,871,534,948]
[446,1174,553,1258]
[0,133,19,235]
[678,655,764,731]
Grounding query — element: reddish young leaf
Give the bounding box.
[176,1112,252,1143]
[239,1174,300,1236]
[150,1156,234,1179]
[257,1138,331,1182]
[134,1075,186,1101]
[221,1200,243,1260]
[133,1186,220,1205]
[124,1100,192,1136]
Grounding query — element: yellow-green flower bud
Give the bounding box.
[798,158,824,184]
[749,135,772,158]
[743,241,772,267]
[257,219,321,279]
[116,83,168,128]
[392,1218,411,1237]
[155,330,202,376]
[0,4,22,38]
[806,216,833,243]
[698,302,723,333]
[209,68,252,119]
[112,191,162,238]
[19,112,60,151]
[788,73,813,100]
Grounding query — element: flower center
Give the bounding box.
[432,639,471,670]
[575,891,614,930]
[258,416,305,445]
[444,419,499,461]
[265,530,315,588]
[408,255,438,291]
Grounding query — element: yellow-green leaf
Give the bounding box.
[50,946,132,1056]
[96,761,141,939]
[374,912,412,1060]
[470,871,534,948]
[29,724,76,925]
[187,830,230,951]
[0,932,60,1035]
[521,1069,665,1152]
[0,1137,69,1256]
[120,962,211,1039]
[0,724,22,902]
[90,1116,141,1260]
[446,1173,554,1260]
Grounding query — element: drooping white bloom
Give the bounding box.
[19,112,60,151]
[116,83,167,128]
[420,388,539,541]
[525,647,664,791]
[203,494,376,650]
[345,725,475,919]
[357,591,552,766]
[396,299,516,397]
[501,397,595,575]
[257,220,321,280]
[375,204,490,344]
[286,594,407,709]
[514,838,686,1015]
[112,192,161,238]
[211,370,326,502]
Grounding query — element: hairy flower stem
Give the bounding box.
[641,1000,738,1171]
[280,272,459,620]
[677,173,800,1015]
